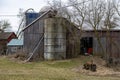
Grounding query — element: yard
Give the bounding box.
[0,56,120,80]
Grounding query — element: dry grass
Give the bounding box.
[0,56,119,80]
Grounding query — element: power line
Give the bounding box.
[0,8,35,17]
[0,15,20,17]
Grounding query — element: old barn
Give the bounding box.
[81,30,120,61]
[22,9,120,63]
[23,10,80,61]
[0,32,17,55]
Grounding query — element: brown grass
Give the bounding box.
[0,56,119,80]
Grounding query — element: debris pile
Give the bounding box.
[72,56,120,77]
[83,60,96,72]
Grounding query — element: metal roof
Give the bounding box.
[7,39,23,46]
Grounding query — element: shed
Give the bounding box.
[7,39,23,54]
[0,32,17,55]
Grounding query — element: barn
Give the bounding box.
[0,32,17,55]
[80,30,120,62]
[22,10,80,61]
[22,8,120,63]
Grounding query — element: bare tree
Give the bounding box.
[47,0,120,59]
[85,0,106,56]
[0,20,11,32]
[47,0,68,17]
[113,0,120,17]
[104,0,120,65]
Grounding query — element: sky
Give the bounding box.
[0,0,48,32]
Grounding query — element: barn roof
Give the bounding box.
[83,29,120,32]
[0,32,16,40]
[7,39,23,46]
[22,10,51,31]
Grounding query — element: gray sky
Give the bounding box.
[0,0,47,32]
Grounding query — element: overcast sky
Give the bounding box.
[0,0,48,32]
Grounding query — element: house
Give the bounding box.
[23,9,80,61]
[0,32,17,55]
[7,39,23,54]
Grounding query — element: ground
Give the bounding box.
[0,56,120,80]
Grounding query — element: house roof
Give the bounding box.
[22,10,51,31]
[7,39,23,46]
[0,32,16,40]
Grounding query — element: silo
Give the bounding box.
[25,12,39,26]
[44,18,66,60]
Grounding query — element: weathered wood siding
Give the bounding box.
[7,46,23,54]
[23,14,49,60]
[66,21,80,58]
[81,30,120,59]
[24,17,81,60]
[0,40,7,54]
[93,37,106,56]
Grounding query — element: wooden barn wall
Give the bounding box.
[107,31,120,59]
[93,37,106,56]
[24,14,49,60]
[81,31,120,59]
[66,23,80,58]
[0,40,7,54]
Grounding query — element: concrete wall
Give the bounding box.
[44,18,66,60]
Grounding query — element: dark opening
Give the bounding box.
[80,37,93,55]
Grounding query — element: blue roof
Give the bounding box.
[7,39,23,46]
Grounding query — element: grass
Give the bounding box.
[0,56,119,80]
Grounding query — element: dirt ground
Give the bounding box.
[72,56,120,77]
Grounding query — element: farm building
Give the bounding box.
[0,32,17,55]
[22,9,120,63]
[80,30,120,62]
[7,39,23,54]
[23,10,80,61]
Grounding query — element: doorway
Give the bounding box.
[80,37,93,55]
